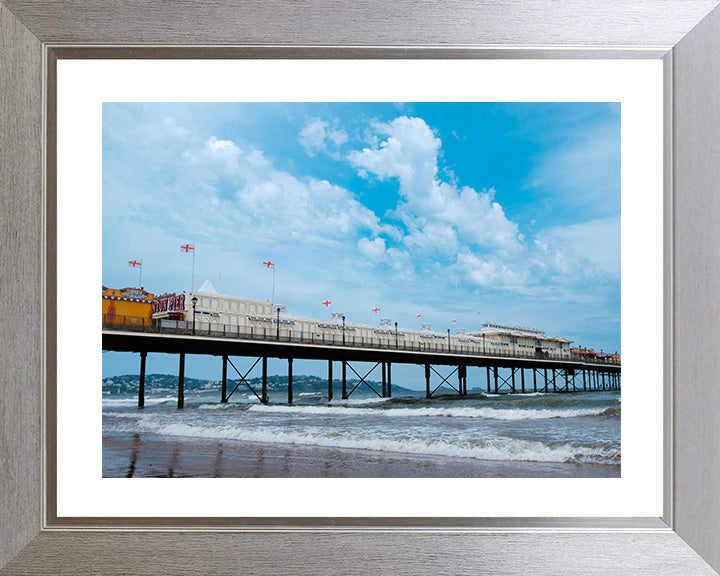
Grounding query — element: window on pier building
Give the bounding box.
[536,339,542,347]
[509,336,518,344]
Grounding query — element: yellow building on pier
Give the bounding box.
[102,286,154,327]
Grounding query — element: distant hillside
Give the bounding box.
[102,373,414,395]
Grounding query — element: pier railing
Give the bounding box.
[102,314,620,366]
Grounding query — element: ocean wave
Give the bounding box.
[243,403,619,421]
[103,396,176,407]
[150,423,620,465]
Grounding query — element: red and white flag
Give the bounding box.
[180,243,195,253]
[128,259,142,268]
[263,260,275,268]
[417,313,422,319]
[322,300,332,307]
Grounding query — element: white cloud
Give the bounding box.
[347,116,523,256]
[453,247,523,289]
[357,237,387,260]
[525,120,620,215]
[297,118,348,157]
[533,216,621,279]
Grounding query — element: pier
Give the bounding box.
[103,319,621,409]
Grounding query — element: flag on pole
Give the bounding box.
[128,259,143,288]
[372,307,380,314]
[417,313,422,318]
[181,243,196,292]
[263,260,275,268]
[322,300,332,307]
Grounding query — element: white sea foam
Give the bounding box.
[149,422,619,465]
[103,396,176,407]
[243,403,616,421]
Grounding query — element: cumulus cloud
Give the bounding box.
[297,118,348,157]
[347,116,523,256]
[357,237,387,261]
[453,247,523,289]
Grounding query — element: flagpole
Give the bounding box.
[139,259,143,288]
[271,265,275,314]
[192,247,195,293]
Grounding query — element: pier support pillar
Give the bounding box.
[583,369,587,391]
[425,364,431,399]
[493,366,499,394]
[328,360,333,401]
[544,368,549,393]
[138,351,147,409]
[458,366,463,396]
[288,358,293,405]
[533,368,537,393]
[177,353,185,409]
[552,369,557,392]
[342,361,347,399]
[486,366,491,393]
[261,357,268,404]
[564,369,569,392]
[521,368,525,393]
[382,362,387,398]
[387,363,392,398]
[221,355,228,403]
[511,368,516,393]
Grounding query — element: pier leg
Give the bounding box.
[544,368,549,393]
[552,369,557,392]
[221,355,228,403]
[342,360,347,399]
[564,369,569,392]
[533,369,537,393]
[486,366,491,393]
[494,366,499,394]
[261,357,268,404]
[425,364,431,399]
[387,363,392,398]
[288,358,293,405]
[583,369,587,391]
[177,353,185,409]
[511,368,516,393]
[328,360,333,401]
[458,366,463,396]
[138,351,147,409]
[382,362,387,398]
[521,368,525,393]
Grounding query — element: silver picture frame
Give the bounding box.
[2,1,719,573]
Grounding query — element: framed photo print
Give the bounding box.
[2,1,719,574]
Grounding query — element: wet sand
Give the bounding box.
[103,432,620,478]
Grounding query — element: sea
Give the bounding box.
[102,386,620,478]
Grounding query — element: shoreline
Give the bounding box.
[103,431,620,479]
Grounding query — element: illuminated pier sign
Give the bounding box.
[152,293,185,315]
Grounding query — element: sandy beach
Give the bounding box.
[103,431,620,479]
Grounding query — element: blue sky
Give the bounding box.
[103,102,620,381]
